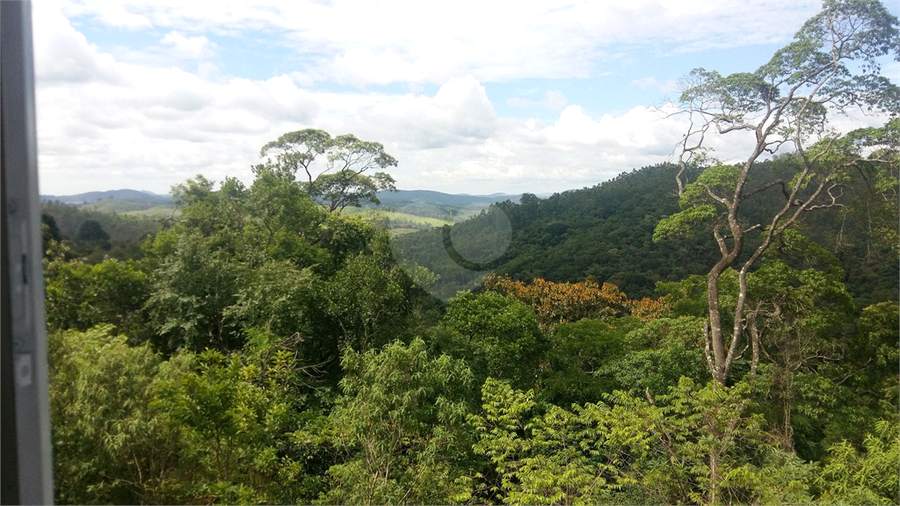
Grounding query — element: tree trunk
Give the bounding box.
[709,449,720,505]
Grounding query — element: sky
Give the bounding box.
[33,0,900,196]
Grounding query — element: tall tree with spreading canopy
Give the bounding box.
[655,0,899,385]
[259,129,398,212]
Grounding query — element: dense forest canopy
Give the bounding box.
[43,1,898,504]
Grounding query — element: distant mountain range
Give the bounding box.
[40,189,542,207]
[41,189,173,205]
[40,188,555,225]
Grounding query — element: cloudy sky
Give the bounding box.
[33,0,899,196]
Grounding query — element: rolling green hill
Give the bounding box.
[42,189,177,220]
[394,162,897,305]
[41,189,172,205]
[41,201,162,243]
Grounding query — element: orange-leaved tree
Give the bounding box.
[484,275,668,330]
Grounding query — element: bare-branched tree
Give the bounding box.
[655,0,899,386]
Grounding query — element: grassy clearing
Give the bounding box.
[344,208,452,227]
[81,200,177,218]
[123,206,179,218]
[83,200,157,213]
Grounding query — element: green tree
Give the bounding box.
[596,316,709,399]
[837,120,900,261]
[805,301,900,459]
[259,129,332,184]
[656,0,899,385]
[153,347,310,504]
[145,167,408,357]
[41,213,62,254]
[246,163,329,267]
[321,250,411,353]
[471,377,815,505]
[145,231,248,352]
[44,247,150,338]
[470,378,622,505]
[539,317,641,406]
[225,260,317,342]
[436,291,548,390]
[743,238,853,452]
[321,339,474,505]
[76,219,110,242]
[817,418,900,505]
[144,176,253,352]
[49,326,187,504]
[259,129,398,212]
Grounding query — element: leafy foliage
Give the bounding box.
[39,5,900,503]
[44,246,150,339]
[321,339,474,505]
[435,291,548,390]
[471,377,818,505]
[659,0,898,385]
[486,274,669,330]
[259,129,398,212]
[49,327,185,504]
[817,419,900,505]
[470,378,621,505]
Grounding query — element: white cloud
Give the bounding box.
[33,14,508,194]
[329,47,423,87]
[94,4,152,30]
[32,0,897,197]
[160,31,216,60]
[508,90,569,110]
[57,0,824,86]
[33,6,321,193]
[32,5,121,84]
[332,76,499,151]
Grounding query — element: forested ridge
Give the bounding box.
[42,1,898,504]
[421,160,895,304]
